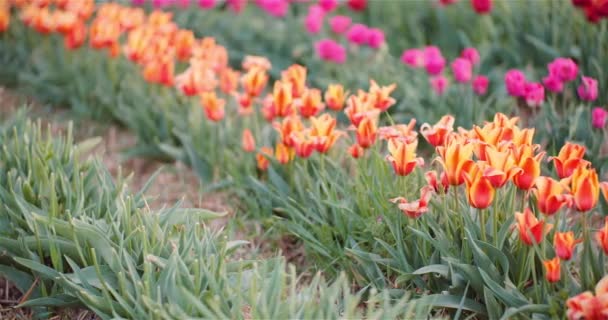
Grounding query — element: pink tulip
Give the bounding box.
[548,58,578,82]
[305,5,325,34]
[578,76,598,102]
[592,107,608,129]
[198,0,216,8]
[401,49,425,68]
[329,15,352,34]
[347,24,369,45]
[461,47,480,66]
[227,0,248,13]
[504,69,527,97]
[175,0,191,7]
[430,75,449,95]
[315,39,347,64]
[524,82,545,107]
[451,58,473,83]
[424,46,445,76]
[318,0,339,12]
[258,0,289,17]
[471,0,492,14]
[347,0,367,11]
[472,75,489,95]
[542,74,564,93]
[367,28,385,49]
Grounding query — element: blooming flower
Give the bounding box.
[258,0,290,17]
[200,91,225,122]
[349,143,364,158]
[256,147,274,171]
[430,75,449,95]
[390,186,434,218]
[424,46,446,75]
[515,207,553,245]
[569,166,600,212]
[318,0,339,12]
[504,69,527,97]
[596,217,608,255]
[460,47,480,65]
[543,257,561,283]
[275,143,293,164]
[472,75,489,95]
[548,57,578,82]
[198,0,216,9]
[436,136,475,186]
[347,0,367,11]
[315,39,347,64]
[471,0,492,14]
[451,58,473,83]
[463,163,495,209]
[533,176,571,216]
[356,116,378,148]
[592,107,608,129]
[542,74,564,93]
[367,28,385,49]
[524,82,545,107]
[578,76,599,101]
[242,129,256,152]
[329,15,351,34]
[566,276,608,320]
[554,231,581,261]
[304,5,325,34]
[551,142,590,179]
[420,115,455,147]
[346,23,369,45]
[386,138,424,176]
[324,84,347,111]
[297,88,325,118]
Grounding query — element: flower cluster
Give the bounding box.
[439,0,493,15]
[506,57,599,108]
[571,0,608,23]
[401,46,488,96]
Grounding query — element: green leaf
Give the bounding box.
[414,294,487,316]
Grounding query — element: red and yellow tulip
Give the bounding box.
[515,208,553,245]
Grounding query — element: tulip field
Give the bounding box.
[1,0,608,319]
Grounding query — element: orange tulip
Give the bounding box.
[435,136,475,186]
[420,115,455,147]
[53,10,77,35]
[256,147,273,171]
[174,65,216,96]
[0,7,7,33]
[290,130,315,158]
[242,55,272,71]
[550,142,590,179]
[515,208,552,245]
[281,64,307,98]
[511,144,545,190]
[147,10,173,27]
[298,88,325,118]
[378,119,418,142]
[463,163,495,209]
[324,84,347,111]
[32,7,55,34]
[532,176,571,216]
[425,170,449,193]
[64,20,86,50]
[344,94,378,127]
[543,257,561,283]
[596,217,608,255]
[117,7,145,31]
[242,67,268,98]
[368,80,396,111]
[386,138,424,176]
[511,127,535,147]
[310,114,343,153]
[273,116,303,148]
[566,276,608,320]
[89,18,121,49]
[569,166,600,212]
[349,144,364,159]
[172,29,195,61]
[123,27,151,63]
[200,91,225,122]
[275,143,293,164]
[241,129,256,153]
[219,68,240,94]
[356,117,378,149]
[482,147,522,188]
[554,231,581,261]
[142,53,175,87]
[390,186,434,218]
[272,81,294,118]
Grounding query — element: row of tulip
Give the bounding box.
[2,0,608,318]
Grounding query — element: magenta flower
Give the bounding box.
[315,39,347,64]
[548,58,578,82]
[198,0,216,8]
[451,58,473,83]
[258,0,289,17]
[542,74,564,93]
[578,76,599,102]
[504,69,527,97]
[367,28,385,49]
[305,5,325,34]
[592,107,608,129]
[430,75,449,96]
[329,15,352,34]
[175,0,191,7]
[347,0,367,11]
[524,82,545,107]
[424,46,445,76]
[347,24,370,45]
[440,0,458,5]
[472,75,489,95]
[227,0,248,13]
[401,49,425,68]
[318,0,339,12]
[460,47,480,66]
[471,0,492,14]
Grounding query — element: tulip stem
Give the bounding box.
[479,208,486,242]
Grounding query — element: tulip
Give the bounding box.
[543,257,561,283]
[592,107,608,129]
[482,147,522,188]
[390,186,434,219]
[386,138,424,176]
[511,145,545,190]
[451,58,473,83]
[344,94,378,126]
[242,55,272,71]
[258,0,290,18]
[290,131,316,158]
[515,208,552,245]
[472,75,489,95]
[554,231,581,261]
[0,6,9,33]
[273,116,304,148]
[142,54,175,87]
[175,66,216,96]
[219,68,239,94]
[426,170,449,193]
[315,39,347,64]
[310,114,343,153]
[401,49,425,68]
[227,0,247,13]
[349,144,365,159]
[324,84,347,111]
[533,177,571,216]
[242,67,268,97]
[347,0,367,11]
[378,120,418,142]
[504,69,526,97]
[461,48,480,66]
[369,80,396,111]
[275,143,293,164]
[524,82,545,107]
[329,15,351,34]
[420,115,455,147]
[596,217,608,255]
[200,91,225,122]
[356,117,378,149]
[436,136,475,185]
[198,0,216,9]
[548,57,578,82]
[281,65,307,98]
[551,142,590,179]
[318,0,339,12]
[463,163,495,209]
[569,166,600,212]
[64,21,87,50]
[578,76,598,102]
[298,88,325,118]
[425,55,446,76]
[367,28,385,49]
[566,276,608,320]
[272,81,294,118]
[471,0,492,14]
[256,147,273,171]
[430,75,449,95]
[346,23,369,45]
[173,29,195,61]
[242,129,256,153]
